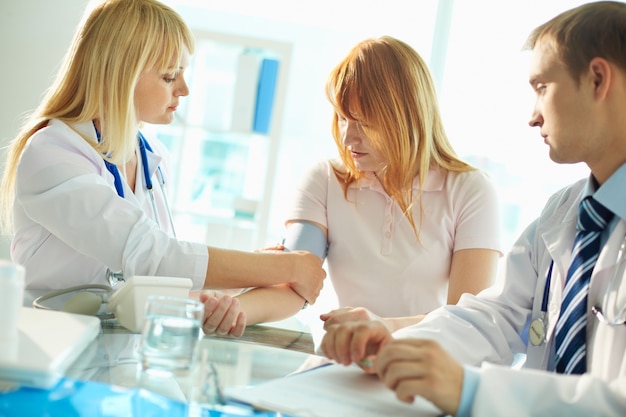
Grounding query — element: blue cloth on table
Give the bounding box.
[0,377,285,417]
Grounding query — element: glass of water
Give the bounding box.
[137,295,204,401]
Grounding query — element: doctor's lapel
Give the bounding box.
[526,204,577,369]
[588,219,626,308]
[588,219,626,379]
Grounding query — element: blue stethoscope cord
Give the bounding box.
[531,248,626,346]
[31,123,180,299]
[92,122,177,285]
[541,261,554,313]
[136,132,165,231]
[93,122,153,199]
[138,132,153,191]
[529,262,552,347]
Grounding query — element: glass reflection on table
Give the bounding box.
[67,330,312,383]
[25,289,323,404]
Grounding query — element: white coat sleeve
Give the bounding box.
[471,364,626,417]
[15,125,207,288]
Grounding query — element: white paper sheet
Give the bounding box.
[225,363,444,417]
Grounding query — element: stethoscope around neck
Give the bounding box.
[93,122,176,285]
[529,239,626,347]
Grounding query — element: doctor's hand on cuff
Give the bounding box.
[285,251,326,305]
[254,244,326,306]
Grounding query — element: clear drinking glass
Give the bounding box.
[137,295,204,401]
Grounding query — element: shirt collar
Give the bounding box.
[74,120,99,143]
[350,166,447,192]
[143,142,163,180]
[592,162,626,221]
[64,119,163,181]
[50,119,99,143]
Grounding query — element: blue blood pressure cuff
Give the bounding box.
[282,221,328,259]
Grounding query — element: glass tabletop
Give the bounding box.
[23,289,322,400]
[65,328,318,390]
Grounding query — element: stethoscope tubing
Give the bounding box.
[137,132,177,238]
[531,240,626,346]
[94,123,177,284]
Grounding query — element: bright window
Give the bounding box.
[439,0,591,250]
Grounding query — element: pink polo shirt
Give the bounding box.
[285,159,503,317]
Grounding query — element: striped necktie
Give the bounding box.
[554,196,613,374]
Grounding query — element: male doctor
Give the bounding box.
[320,2,626,416]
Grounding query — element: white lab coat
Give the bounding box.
[394,178,626,416]
[12,119,208,290]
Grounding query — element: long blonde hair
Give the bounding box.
[326,36,473,239]
[0,0,194,233]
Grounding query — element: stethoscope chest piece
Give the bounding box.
[529,313,547,346]
[530,260,554,347]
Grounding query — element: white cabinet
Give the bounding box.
[143,31,292,251]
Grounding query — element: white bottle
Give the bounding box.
[0,259,25,343]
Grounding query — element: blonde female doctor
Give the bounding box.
[0,0,325,308]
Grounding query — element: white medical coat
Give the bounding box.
[395,178,626,416]
[12,119,208,290]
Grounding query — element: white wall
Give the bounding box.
[0,0,89,148]
[0,0,90,259]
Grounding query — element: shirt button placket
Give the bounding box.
[382,198,393,255]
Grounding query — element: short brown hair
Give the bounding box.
[524,1,626,83]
